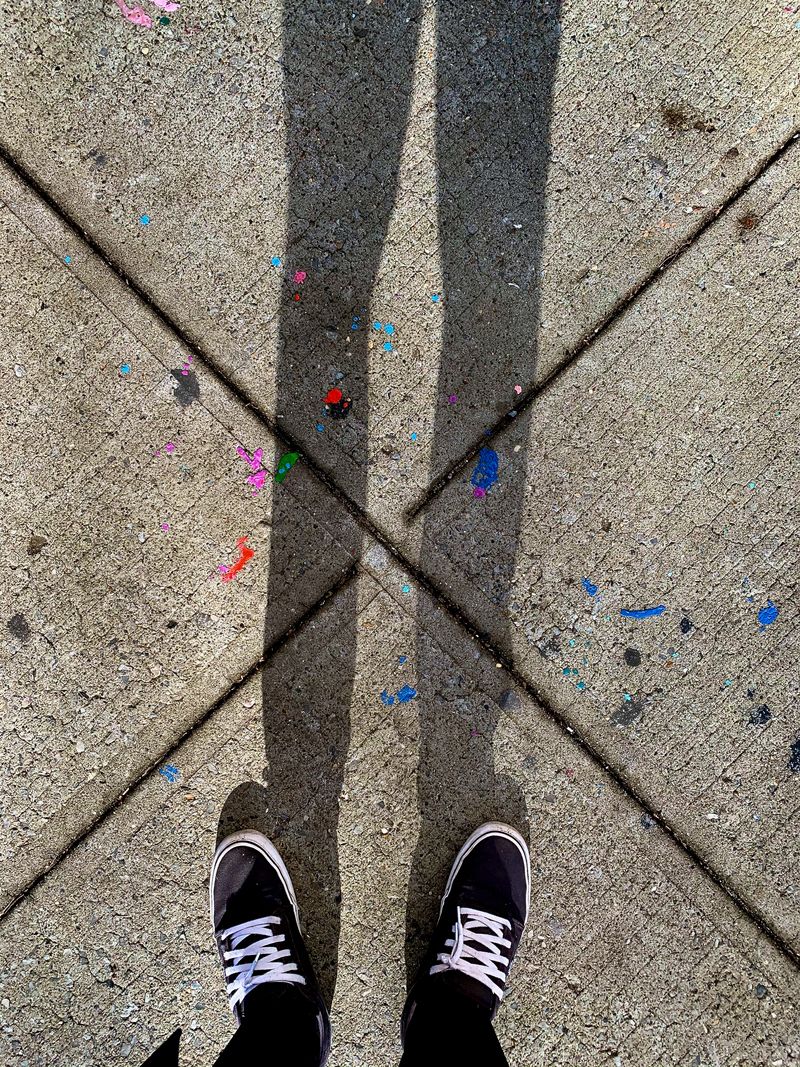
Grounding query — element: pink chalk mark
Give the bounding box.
[247,469,267,494]
[447,394,458,404]
[293,270,307,285]
[114,0,153,26]
[180,355,194,377]
[164,442,176,454]
[236,446,264,472]
[149,0,180,9]
[473,486,486,499]
[220,536,254,583]
[161,522,170,532]
[513,384,522,395]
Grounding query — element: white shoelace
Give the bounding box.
[220,915,306,1011]
[430,906,512,999]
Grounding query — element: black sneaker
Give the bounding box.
[210,830,331,1062]
[402,822,531,1038]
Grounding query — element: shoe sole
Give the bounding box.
[439,821,531,926]
[209,829,302,932]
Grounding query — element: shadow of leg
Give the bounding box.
[215,0,422,1013]
[407,0,560,982]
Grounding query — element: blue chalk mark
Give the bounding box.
[383,341,393,351]
[119,363,131,376]
[470,448,499,493]
[431,293,440,302]
[758,600,779,627]
[271,256,282,267]
[410,432,418,441]
[373,321,382,330]
[398,655,408,665]
[64,255,72,265]
[315,423,325,432]
[384,323,395,335]
[159,764,179,783]
[620,605,666,620]
[401,584,411,594]
[581,577,598,597]
[562,667,570,676]
[380,690,395,706]
[397,685,417,703]
[576,680,586,692]
[139,214,150,225]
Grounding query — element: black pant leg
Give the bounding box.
[139,986,323,1067]
[399,983,510,1067]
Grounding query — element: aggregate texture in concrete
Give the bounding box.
[0,161,360,912]
[407,139,800,952]
[0,569,797,1067]
[1,0,798,529]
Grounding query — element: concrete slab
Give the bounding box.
[0,568,797,1066]
[407,142,800,948]
[0,161,360,910]
[1,0,797,528]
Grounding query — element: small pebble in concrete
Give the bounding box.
[27,535,48,556]
[498,689,521,711]
[754,983,768,1000]
[748,704,771,726]
[171,368,200,407]
[680,616,694,633]
[788,738,800,774]
[624,647,642,667]
[7,613,31,642]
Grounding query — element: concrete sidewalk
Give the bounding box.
[1,0,799,1063]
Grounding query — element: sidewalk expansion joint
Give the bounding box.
[0,563,359,927]
[405,127,800,522]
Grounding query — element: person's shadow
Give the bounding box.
[156,0,560,1060]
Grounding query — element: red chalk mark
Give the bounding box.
[114,0,153,25]
[324,388,343,405]
[236,445,264,472]
[219,536,254,582]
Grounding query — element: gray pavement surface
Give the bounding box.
[407,140,800,951]
[1,0,799,1063]
[1,571,798,1066]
